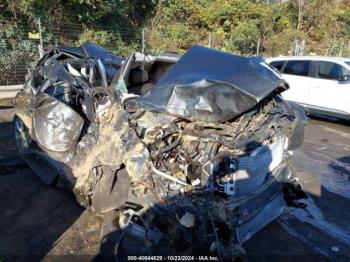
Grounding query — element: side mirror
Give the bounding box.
[339,75,350,82]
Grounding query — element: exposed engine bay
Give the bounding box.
[14,44,307,260]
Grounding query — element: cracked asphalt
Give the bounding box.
[0,109,349,261]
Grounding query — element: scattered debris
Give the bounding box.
[178,212,195,228]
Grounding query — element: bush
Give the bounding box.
[76,29,140,57]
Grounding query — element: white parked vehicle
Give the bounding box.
[266,56,350,120]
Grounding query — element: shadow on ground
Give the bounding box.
[0,119,102,261]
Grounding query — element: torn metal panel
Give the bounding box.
[286,101,307,150]
[91,166,131,213]
[72,105,152,208]
[14,43,124,185]
[236,191,286,244]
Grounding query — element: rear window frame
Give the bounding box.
[270,60,286,72]
[282,60,311,77]
[314,60,350,81]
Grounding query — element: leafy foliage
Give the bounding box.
[148,0,350,56]
[76,29,140,57]
[0,0,349,57]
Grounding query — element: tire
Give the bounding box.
[13,115,32,154]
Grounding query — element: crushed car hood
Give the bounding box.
[138,45,288,122]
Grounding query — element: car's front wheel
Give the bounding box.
[14,115,32,154]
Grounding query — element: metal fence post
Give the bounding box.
[37,18,44,58]
[208,32,212,48]
[338,41,343,57]
[256,38,260,56]
[142,28,145,53]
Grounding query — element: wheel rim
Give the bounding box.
[14,117,30,153]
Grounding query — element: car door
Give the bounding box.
[280,60,311,105]
[308,61,350,115]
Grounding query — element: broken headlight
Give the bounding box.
[203,137,285,197]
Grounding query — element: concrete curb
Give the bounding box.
[0,108,15,123]
[0,84,24,99]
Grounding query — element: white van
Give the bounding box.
[266,56,350,120]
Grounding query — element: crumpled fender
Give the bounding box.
[287,101,307,150]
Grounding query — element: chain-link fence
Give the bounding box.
[0,19,142,87]
[143,27,350,57]
[0,20,39,86]
[1,19,350,87]
[0,50,38,86]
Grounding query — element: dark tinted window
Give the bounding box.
[283,60,310,76]
[316,61,350,80]
[270,60,285,71]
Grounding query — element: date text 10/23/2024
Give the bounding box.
[127,256,220,261]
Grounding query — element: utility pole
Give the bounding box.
[36,18,44,58]
[208,32,212,48]
[256,37,260,56]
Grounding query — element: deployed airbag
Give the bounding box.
[33,95,84,152]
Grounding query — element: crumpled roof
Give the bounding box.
[55,43,123,62]
[32,43,123,92]
[138,45,288,123]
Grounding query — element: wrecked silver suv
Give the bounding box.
[14,44,306,259]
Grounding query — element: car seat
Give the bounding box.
[128,68,153,95]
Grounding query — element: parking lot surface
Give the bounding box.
[0,109,349,261]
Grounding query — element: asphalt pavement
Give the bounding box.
[244,117,350,261]
[0,109,349,261]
